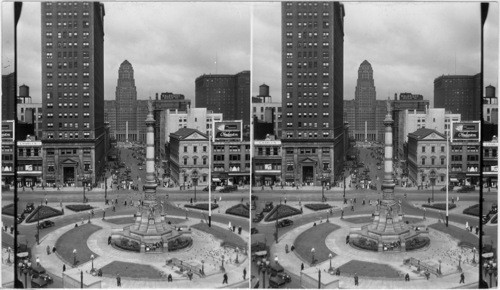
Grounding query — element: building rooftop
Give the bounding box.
[409,128,445,139]
[170,128,207,139]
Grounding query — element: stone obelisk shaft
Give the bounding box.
[144,100,157,206]
[381,101,395,204]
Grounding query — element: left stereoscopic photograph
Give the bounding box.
[2,2,251,288]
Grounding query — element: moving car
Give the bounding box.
[24,203,35,214]
[37,220,55,229]
[251,228,259,234]
[263,202,274,212]
[252,212,264,223]
[277,219,293,228]
[440,185,454,191]
[30,265,53,288]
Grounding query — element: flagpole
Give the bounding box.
[208,125,212,227]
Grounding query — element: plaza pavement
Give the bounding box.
[269,215,479,289]
[31,215,249,288]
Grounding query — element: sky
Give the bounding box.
[2,2,252,105]
[252,2,499,106]
[2,1,499,108]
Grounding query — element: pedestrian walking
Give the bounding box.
[116,274,121,287]
[405,273,410,281]
[285,244,289,253]
[243,268,247,280]
[167,274,173,282]
[301,263,304,271]
[45,198,48,205]
[459,273,465,284]
[354,273,359,286]
[46,245,51,255]
[36,257,40,267]
[103,211,106,220]
[52,246,56,253]
[222,273,228,284]
[63,264,66,272]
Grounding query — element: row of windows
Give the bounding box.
[45,132,91,139]
[47,72,90,79]
[46,62,90,69]
[47,112,84,118]
[421,158,446,165]
[285,2,330,7]
[46,148,91,155]
[45,2,91,7]
[46,82,90,89]
[285,21,330,29]
[46,102,90,108]
[18,148,40,157]
[183,145,208,153]
[45,21,90,28]
[46,92,91,99]
[47,122,90,129]
[421,145,446,153]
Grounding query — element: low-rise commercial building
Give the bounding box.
[483,136,498,188]
[449,121,481,186]
[253,136,282,186]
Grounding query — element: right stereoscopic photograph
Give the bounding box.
[250,2,498,289]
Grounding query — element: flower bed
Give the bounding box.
[168,237,192,252]
[304,203,332,211]
[422,203,457,211]
[66,204,94,212]
[225,204,249,218]
[2,203,15,216]
[462,204,480,216]
[114,238,140,252]
[184,203,218,211]
[264,204,301,222]
[405,236,430,251]
[25,206,63,223]
[351,237,378,251]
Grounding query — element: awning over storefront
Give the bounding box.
[212,178,221,182]
[450,178,459,182]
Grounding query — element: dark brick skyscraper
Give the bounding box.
[2,73,16,121]
[195,71,250,126]
[115,60,137,142]
[281,1,345,186]
[354,60,377,141]
[434,74,481,121]
[41,2,105,187]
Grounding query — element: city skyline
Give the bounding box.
[253,2,499,106]
[2,2,251,105]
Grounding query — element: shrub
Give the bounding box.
[168,237,192,252]
[405,237,430,251]
[114,238,140,252]
[66,204,94,212]
[352,237,378,251]
[25,206,63,223]
[225,204,250,218]
[462,204,480,217]
[491,215,497,224]
[184,203,218,211]
[264,204,301,222]
[304,203,332,211]
[422,203,457,211]
[2,203,15,216]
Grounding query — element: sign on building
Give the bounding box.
[451,121,480,142]
[1,121,15,142]
[213,121,242,141]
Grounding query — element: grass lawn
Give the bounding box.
[294,223,340,265]
[338,260,402,278]
[55,223,102,266]
[2,203,15,216]
[100,261,163,279]
[105,216,186,225]
[428,223,478,248]
[343,216,424,225]
[191,223,246,249]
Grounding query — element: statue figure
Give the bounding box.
[386,98,392,115]
[148,97,153,113]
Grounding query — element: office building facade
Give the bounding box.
[115,60,138,142]
[41,1,106,187]
[434,74,481,121]
[281,1,345,186]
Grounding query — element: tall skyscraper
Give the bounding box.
[354,60,377,141]
[195,71,250,126]
[41,2,105,187]
[2,73,16,121]
[115,60,138,142]
[434,74,481,121]
[281,1,345,186]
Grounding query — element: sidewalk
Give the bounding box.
[31,216,249,288]
[270,215,479,289]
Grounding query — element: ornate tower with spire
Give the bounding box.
[112,99,189,252]
[349,100,428,252]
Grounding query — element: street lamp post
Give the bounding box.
[472,247,476,264]
[73,249,77,266]
[37,200,41,245]
[235,247,239,264]
[311,248,316,265]
[221,254,225,272]
[104,173,107,201]
[328,253,333,272]
[90,254,94,272]
[484,260,498,288]
[191,172,198,203]
[430,171,436,203]
[201,260,205,275]
[343,175,346,199]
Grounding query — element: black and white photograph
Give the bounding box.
[1,1,498,289]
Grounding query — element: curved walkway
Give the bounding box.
[270,215,478,289]
[32,215,249,288]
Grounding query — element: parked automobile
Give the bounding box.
[251,194,258,201]
[457,185,475,193]
[30,265,53,288]
[275,272,292,283]
[277,219,293,228]
[251,228,259,234]
[16,214,25,224]
[440,185,454,191]
[252,212,264,223]
[202,185,217,191]
[37,220,55,229]
[24,203,35,214]
[268,275,287,288]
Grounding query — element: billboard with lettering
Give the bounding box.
[214,121,242,141]
[1,120,14,142]
[451,121,480,142]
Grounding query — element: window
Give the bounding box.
[421,146,425,153]
[431,146,435,153]
[421,158,425,165]
[441,146,445,152]
[183,146,188,153]
[431,158,435,165]
[441,158,445,165]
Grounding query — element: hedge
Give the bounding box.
[405,237,430,251]
[304,203,332,211]
[25,206,63,223]
[2,203,15,216]
[422,203,457,211]
[462,204,480,217]
[168,237,192,252]
[114,238,140,252]
[184,203,219,211]
[66,204,94,212]
[225,204,250,218]
[264,204,301,222]
[351,237,378,251]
